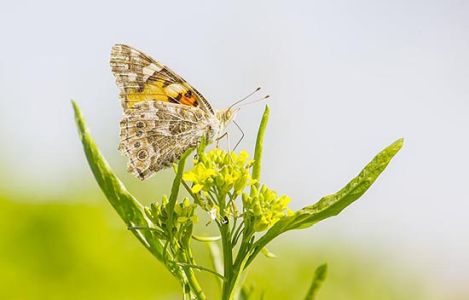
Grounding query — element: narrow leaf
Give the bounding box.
[304,264,328,300]
[252,105,270,188]
[72,100,165,261]
[288,138,404,230]
[247,138,404,266]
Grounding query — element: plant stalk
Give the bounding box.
[220,222,234,300]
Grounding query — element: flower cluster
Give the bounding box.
[183,149,256,196]
[183,148,291,230]
[242,185,292,232]
[144,195,198,241]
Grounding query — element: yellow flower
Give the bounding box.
[242,185,291,232]
[183,149,255,197]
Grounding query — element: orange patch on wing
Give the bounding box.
[180,94,198,106]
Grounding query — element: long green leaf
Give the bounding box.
[72,100,165,261]
[304,264,328,300]
[246,138,404,266]
[251,105,270,188]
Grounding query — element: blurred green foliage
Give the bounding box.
[0,194,436,300]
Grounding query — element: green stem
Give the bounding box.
[183,283,191,300]
[222,223,253,300]
[167,149,192,241]
[185,268,206,299]
[216,185,236,299]
[178,250,207,299]
[221,256,249,300]
[231,220,244,246]
[233,222,253,270]
[176,263,225,280]
[220,222,234,299]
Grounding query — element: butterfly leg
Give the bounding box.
[215,131,232,154]
[232,120,244,152]
[226,131,231,153]
[216,132,228,148]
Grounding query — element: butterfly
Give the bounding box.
[110,44,238,180]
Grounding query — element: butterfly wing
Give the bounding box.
[110,44,214,114]
[119,100,218,180]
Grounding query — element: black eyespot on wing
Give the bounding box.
[137,149,148,161]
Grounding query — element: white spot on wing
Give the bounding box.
[142,63,163,81]
[128,73,137,81]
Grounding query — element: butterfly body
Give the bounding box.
[110,44,233,180]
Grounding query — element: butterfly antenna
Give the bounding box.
[228,87,262,111]
[236,94,270,108]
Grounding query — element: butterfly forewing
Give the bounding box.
[110,44,214,114]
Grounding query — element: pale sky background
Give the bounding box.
[0,0,468,295]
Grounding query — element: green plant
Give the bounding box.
[73,101,403,299]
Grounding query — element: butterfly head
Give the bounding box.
[215,88,269,135]
[216,108,238,126]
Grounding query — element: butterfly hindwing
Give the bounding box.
[118,101,217,180]
[110,44,214,114]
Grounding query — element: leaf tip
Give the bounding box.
[71,100,86,135]
[71,100,83,121]
[315,263,328,279]
[262,105,270,119]
[71,99,79,110]
[389,138,404,155]
[395,137,404,147]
